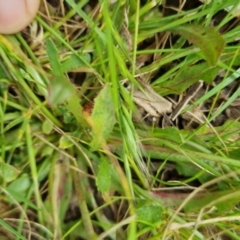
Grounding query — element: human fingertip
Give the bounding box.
[0,0,40,34]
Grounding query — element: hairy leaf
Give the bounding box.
[159,62,220,95]
[171,24,225,66]
[61,53,91,72]
[152,189,240,213]
[0,160,20,183]
[46,39,85,124]
[137,205,163,224]
[46,39,74,105]
[7,174,31,196]
[42,120,53,135]
[96,157,112,192]
[59,135,73,149]
[90,84,116,151]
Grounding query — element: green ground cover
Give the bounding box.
[1,0,240,239]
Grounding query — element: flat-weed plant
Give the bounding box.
[1,0,240,239]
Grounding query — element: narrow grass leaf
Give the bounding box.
[229,148,240,159]
[4,116,24,132]
[171,24,225,66]
[112,1,125,31]
[66,0,105,42]
[90,84,116,151]
[0,219,27,240]
[96,156,112,193]
[147,127,183,145]
[0,62,8,78]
